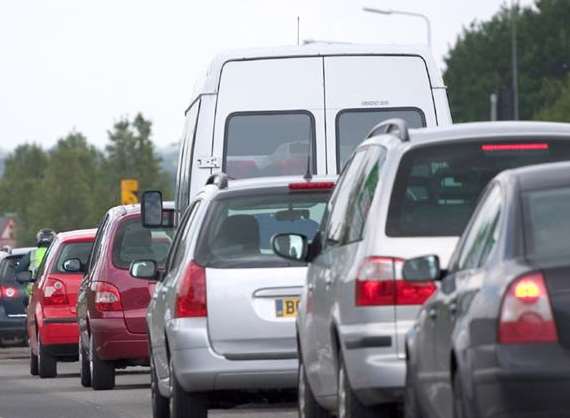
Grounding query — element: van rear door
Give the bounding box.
[324,55,437,171]
[213,58,326,178]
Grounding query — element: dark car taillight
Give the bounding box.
[355,256,436,307]
[175,261,207,318]
[93,282,122,312]
[0,285,19,300]
[499,272,558,344]
[42,277,68,306]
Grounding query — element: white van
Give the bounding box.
[174,43,452,214]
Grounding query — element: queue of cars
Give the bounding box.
[5,42,570,418]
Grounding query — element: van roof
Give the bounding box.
[191,43,443,99]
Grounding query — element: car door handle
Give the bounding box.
[428,308,437,320]
[449,302,458,316]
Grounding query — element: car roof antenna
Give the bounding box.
[303,140,313,181]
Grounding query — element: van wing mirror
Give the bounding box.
[142,191,164,228]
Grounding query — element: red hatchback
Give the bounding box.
[76,204,173,390]
[27,229,96,378]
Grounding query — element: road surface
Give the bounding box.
[0,347,297,418]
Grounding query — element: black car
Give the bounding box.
[403,161,570,418]
[0,248,34,346]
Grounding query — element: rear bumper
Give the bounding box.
[91,318,149,362]
[168,318,297,392]
[339,322,405,405]
[40,318,79,346]
[0,314,26,340]
[467,344,570,418]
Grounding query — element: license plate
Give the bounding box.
[275,297,300,318]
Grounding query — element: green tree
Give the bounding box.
[444,0,570,122]
[104,113,172,205]
[536,76,570,121]
[0,144,48,245]
[28,132,104,237]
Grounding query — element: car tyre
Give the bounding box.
[404,359,423,418]
[79,335,91,387]
[89,334,115,390]
[170,360,207,418]
[38,337,57,378]
[298,361,331,418]
[453,371,468,418]
[29,343,39,376]
[338,354,396,418]
[151,355,170,418]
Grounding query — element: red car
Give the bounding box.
[27,229,96,378]
[76,204,173,390]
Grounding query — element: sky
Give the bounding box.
[0,0,535,151]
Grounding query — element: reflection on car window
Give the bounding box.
[525,186,570,259]
[54,242,94,273]
[225,112,315,179]
[196,191,330,268]
[112,219,174,269]
[337,108,425,169]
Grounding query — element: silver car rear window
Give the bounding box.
[195,190,330,268]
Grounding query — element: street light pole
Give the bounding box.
[511,0,520,120]
[362,6,432,48]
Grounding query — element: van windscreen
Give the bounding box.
[225,112,315,179]
[386,139,570,237]
[337,108,425,169]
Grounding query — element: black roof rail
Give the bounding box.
[205,172,230,189]
[366,118,410,142]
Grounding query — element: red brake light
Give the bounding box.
[499,272,558,344]
[0,286,18,299]
[175,261,207,318]
[481,143,549,152]
[355,257,436,307]
[93,282,122,312]
[42,277,68,306]
[289,181,335,191]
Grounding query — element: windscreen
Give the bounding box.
[112,218,174,269]
[54,242,94,273]
[524,186,570,259]
[195,190,330,268]
[387,140,570,237]
[225,112,315,179]
[337,108,425,169]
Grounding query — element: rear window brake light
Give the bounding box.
[481,143,549,152]
[289,181,335,191]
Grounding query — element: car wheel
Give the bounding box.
[29,343,38,376]
[298,361,331,418]
[89,334,115,390]
[404,360,423,418]
[170,360,207,418]
[337,355,396,418]
[38,337,57,378]
[79,335,91,387]
[453,371,468,418]
[151,355,170,418]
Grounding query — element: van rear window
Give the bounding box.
[386,140,570,237]
[337,108,425,169]
[225,111,315,179]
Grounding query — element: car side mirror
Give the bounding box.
[271,233,309,262]
[16,270,34,284]
[402,255,442,282]
[63,258,83,273]
[129,260,158,280]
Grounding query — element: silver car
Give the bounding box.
[131,174,335,418]
[272,120,570,418]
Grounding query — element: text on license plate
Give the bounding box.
[275,297,300,318]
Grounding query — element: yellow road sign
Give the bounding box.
[121,179,139,205]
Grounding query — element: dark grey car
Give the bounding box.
[404,161,570,418]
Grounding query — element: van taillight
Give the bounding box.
[499,272,558,344]
[93,282,122,312]
[43,277,68,306]
[355,257,436,306]
[175,261,207,318]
